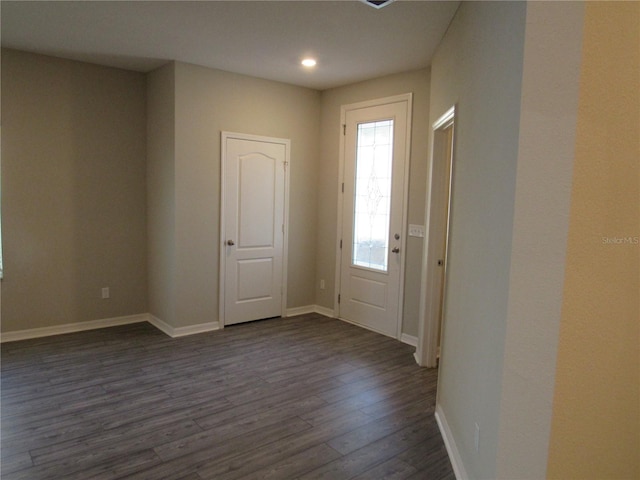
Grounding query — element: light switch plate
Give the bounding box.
[408,224,425,238]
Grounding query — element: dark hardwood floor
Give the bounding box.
[1,314,454,479]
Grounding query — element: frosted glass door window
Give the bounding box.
[352,120,394,271]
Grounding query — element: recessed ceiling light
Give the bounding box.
[301,58,317,68]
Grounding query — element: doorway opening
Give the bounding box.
[417,106,455,367]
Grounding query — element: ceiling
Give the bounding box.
[1,1,460,91]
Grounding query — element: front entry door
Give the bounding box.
[338,95,412,338]
[222,133,289,326]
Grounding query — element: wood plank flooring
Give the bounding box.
[1,314,454,479]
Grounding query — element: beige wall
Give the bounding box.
[169,62,320,327]
[147,62,176,325]
[1,49,147,332]
[429,3,527,477]
[496,3,585,478]
[432,2,638,478]
[547,2,640,478]
[316,69,431,337]
[1,3,637,477]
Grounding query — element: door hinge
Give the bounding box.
[343,124,346,136]
[341,182,344,193]
[282,224,285,234]
[340,239,342,249]
[338,294,341,304]
[283,160,289,171]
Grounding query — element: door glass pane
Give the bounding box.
[352,119,393,271]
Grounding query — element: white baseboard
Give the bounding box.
[147,314,219,338]
[285,305,335,318]
[313,305,335,318]
[414,352,421,365]
[400,333,418,347]
[285,305,316,317]
[147,314,174,337]
[3,307,347,343]
[435,404,468,480]
[172,321,220,337]
[0,313,149,343]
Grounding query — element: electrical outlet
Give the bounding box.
[474,422,480,453]
[101,287,110,299]
[320,279,325,290]
[408,224,425,238]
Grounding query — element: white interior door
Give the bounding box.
[338,96,411,338]
[222,133,289,326]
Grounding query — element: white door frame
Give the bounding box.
[416,106,456,366]
[219,131,290,328]
[334,93,413,340]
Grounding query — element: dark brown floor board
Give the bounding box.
[351,457,418,480]
[1,315,453,480]
[298,417,435,480]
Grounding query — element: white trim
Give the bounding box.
[396,94,413,340]
[285,305,335,318]
[285,305,316,317]
[435,404,468,480]
[338,93,415,113]
[219,133,227,328]
[147,314,174,337]
[417,105,456,367]
[314,305,335,318]
[0,314,149,343]
[0,309,378,343]
[334,106,347,315]
[147,314,220,338]
[400,333,418,347]
[219,131,291,327]
[433,106,456,131]
[171,322,220,338]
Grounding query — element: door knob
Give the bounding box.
[227,240,235,246]
[391,247,400,254]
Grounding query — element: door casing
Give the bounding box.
[417,106,456,366]
[219,131,290,327]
